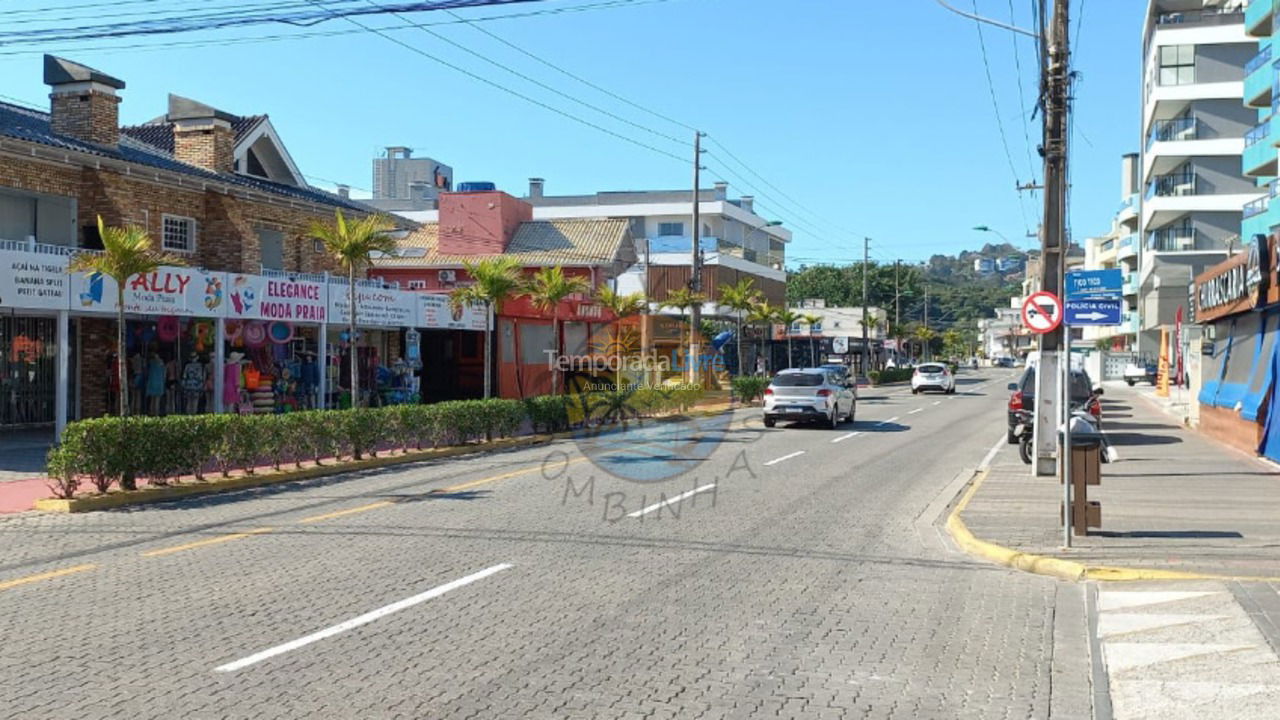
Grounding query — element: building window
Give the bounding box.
[314,238,324,253]
[657,222,684,236]
[161,214,196,253]
[406,280,427,290]
[1158,45,1194,86]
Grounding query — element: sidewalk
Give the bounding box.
[959,385,1280,579]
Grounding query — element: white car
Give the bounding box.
[763,368,856,429]
[911,363,956,395]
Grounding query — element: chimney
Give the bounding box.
[438,191,532,255]
[528,177,545,198]
[44,55,125,147]
[739,195,754,214]
[168,94,236,174]
[336,184,351,199]
[713,181,728,200]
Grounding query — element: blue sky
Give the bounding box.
[0,0,1146,266]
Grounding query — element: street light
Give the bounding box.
[972,225,1010,244]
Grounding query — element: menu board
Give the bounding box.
[0,249,69,311]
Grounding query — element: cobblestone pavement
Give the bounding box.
[0,369,1095,719]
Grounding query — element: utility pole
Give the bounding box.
[924,285,930,361]
[688,130,705,384]
[894,259,901,365]
[1033,0,1070,479]
[862,238,870,377]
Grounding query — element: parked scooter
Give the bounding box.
[1015,392,1118,465]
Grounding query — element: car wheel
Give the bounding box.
[826,408,838,430]
[911,388,919,395]
[764,418,776,428]
[848,403,856,423]
[1126,379,1135,386]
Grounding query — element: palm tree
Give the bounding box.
[800,313,823,367]
[746,301,777,374]
[69,216,186,489]
[889,323,909,365]
[310,210,397,412]
[595,284,646,388]
[660,287,706,380]
[774,307,802,369]
[914,325,938,362]
[450,256,523,398]
[718,277,762,376]
[521,266,591,395]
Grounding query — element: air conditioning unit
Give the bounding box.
[439,269,456,283]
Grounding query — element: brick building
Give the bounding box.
[0,55,384,432]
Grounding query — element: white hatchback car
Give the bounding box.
[911,362,956,395]
[763,368,856,429]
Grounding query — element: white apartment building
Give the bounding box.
[1082,153,1143,349]
[1139,0,1255,354]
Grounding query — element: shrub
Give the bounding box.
[731,375,770,404]
[525,394,569,433]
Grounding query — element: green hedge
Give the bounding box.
[870,367,914,385]
[730,375,770,403]
[46,389,712,498]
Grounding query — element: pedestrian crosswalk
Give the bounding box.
[1099,584,1280,720]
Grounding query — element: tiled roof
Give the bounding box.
[0,100,369,213]
[373,219,634,267]
[120,114,264,155]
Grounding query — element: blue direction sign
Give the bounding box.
[1065,298,1123,326]
[1066,269,1123,300]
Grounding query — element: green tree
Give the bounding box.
[800,312,823,367]
[450,256,524,399]
[596,284,646,387]
[310,210,397,413]
[746,301,778,374]
[660,287,707,380]
[774,307,802,368]
[522,266,591,395]
[914,325,938,361]
[718,277,763,376]
[69,217,186,489]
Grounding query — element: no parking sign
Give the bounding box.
[1021,291,1062,334]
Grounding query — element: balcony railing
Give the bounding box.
[1244,195,1271,219]
[1247,119,1272,147]
[1147,117,1198,148]
[0,238,86,257]
[1248,45,1274,74]
[1155,9,1244,27]
[1146,172,1197,198]
[1147,227,1195,252]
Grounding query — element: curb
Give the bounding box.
[34,435,555,514]
[945,469,1280,583]
[32,405,741,514]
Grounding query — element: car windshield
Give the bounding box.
[1018,369,1092,399]
[771,373,825,387]
[918,364,946,373]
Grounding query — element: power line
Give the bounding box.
[443,1,695,133]
[364,0,686,147]
[1008,0,1038,183]
[0,0,653,57]
[970,0,1032,235]
[297,0,690,164]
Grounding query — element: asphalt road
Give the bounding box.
[0,368,1095,719]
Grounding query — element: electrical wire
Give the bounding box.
[1008,0,1038,184]
[971,0,1032,235]
[0,0,559,46]
[298,0,691,164]
[364,0,687,147]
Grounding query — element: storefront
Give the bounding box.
[0,243,488,435]
[1195,235,1280,458]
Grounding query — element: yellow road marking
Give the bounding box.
[141,527,274,557]
[434,455,590,494]
[297,501,395,524]
[0,563,97,591]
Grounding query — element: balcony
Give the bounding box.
[1117,233,1138,262]
[1247,46,1274,107]
[1146,171,1197,199]
[1249,0,1275,37]
[1146,117,1198,150]
[1147,227,1196,252]
[1244,116,1279,176]
[1156,9,1245,28]
[1123,271,1139,296]
[1244,194,1271,220]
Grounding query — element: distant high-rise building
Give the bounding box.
[368,146,453,212]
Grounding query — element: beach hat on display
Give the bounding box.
[227,351,245,363]
[243,321,268,348]
[267,322,294,344]
[156,316,180,342]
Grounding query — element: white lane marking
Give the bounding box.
[214,564,512,672]
[979,431,1006,470]
[878,416,900,426]
[908,408,923,415]
[831,431,861,443]
[627,484,717,518]
[764,451,805,466]
[932,401,942,406]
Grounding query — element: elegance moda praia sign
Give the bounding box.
[225,274,327,322]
